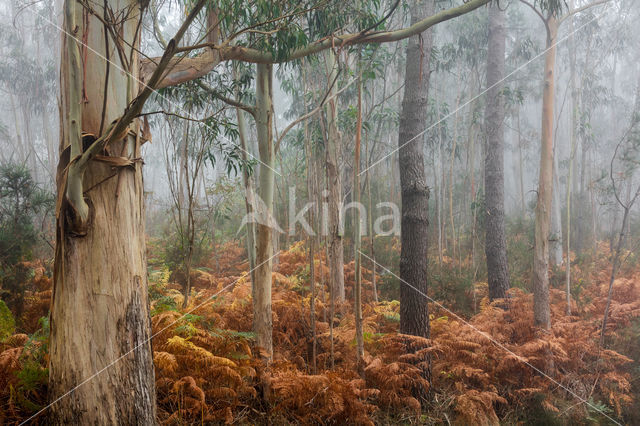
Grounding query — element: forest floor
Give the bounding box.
[1,240,639,424]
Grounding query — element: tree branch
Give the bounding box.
[195,80,256,116]
[143,0,491,87]
[519,0,551,40]
[222,0,492,63]
[559,0,612,24]
[71,0,208,191]
[274,66,356,153]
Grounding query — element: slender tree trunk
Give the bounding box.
[449,76,461,261]
[182,122,193,308]
[517,107,526,213]
[484,3,510,301]
[366,142,378,303]
[565,1,578,314]
[550,152,563,266]
[254,63,274,360]
[436,99,444,266]
[50,0,156,422]
[236,106,257,289]
[324,50,346,302]
[353,75,364,375]
[565,142,576,315]
[533,17,558,330]
[303,64,317,373]
[398,0,433,339]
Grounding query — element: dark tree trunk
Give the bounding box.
[398,0,434,338]
[484,3,510,301]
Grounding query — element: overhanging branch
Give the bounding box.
[143,0,491,88]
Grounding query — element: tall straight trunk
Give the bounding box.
[484,4,510,301]
[237,106,257,289]
[303,63,317,373]
[353,75,364,374]
[468,93,478,277]
[533,17,558,330]
[50,0,156,423]
[182,121,194,308]
[517,107,526,213]
[448,76,461,260]
[365,140,378,303]
[254,63,275,360]
[324,50,345,302]
[566,0,577,314]
[436,99,444,266]
[398,0,434,338]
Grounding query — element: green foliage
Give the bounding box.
[506,215,535,291]
[13,316,50,411]
[0,121,9,141]
[0,299,15,341]
[533,0,567,17]
[211,0,386,63]
[161,224,210,272]
[584,398,614,423]
[0,164,53,321]
[429,263,477,317]
[0,163,53,267]
[151,295,179,316]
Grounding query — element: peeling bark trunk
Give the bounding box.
[50,0,156,423]
[398,0,433,339]
[533,18,558,330]
[484,4,510,301]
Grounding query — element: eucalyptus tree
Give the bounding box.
[50,0,207,422]
[520,0,611,330]
[49,0,492,421]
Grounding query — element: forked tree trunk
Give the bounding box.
[324,50,346,302]
[533,17,558,330]
[484,3,510,301]
[398,0,434,338]
[253,63,274,360]
[50,0,156,423]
